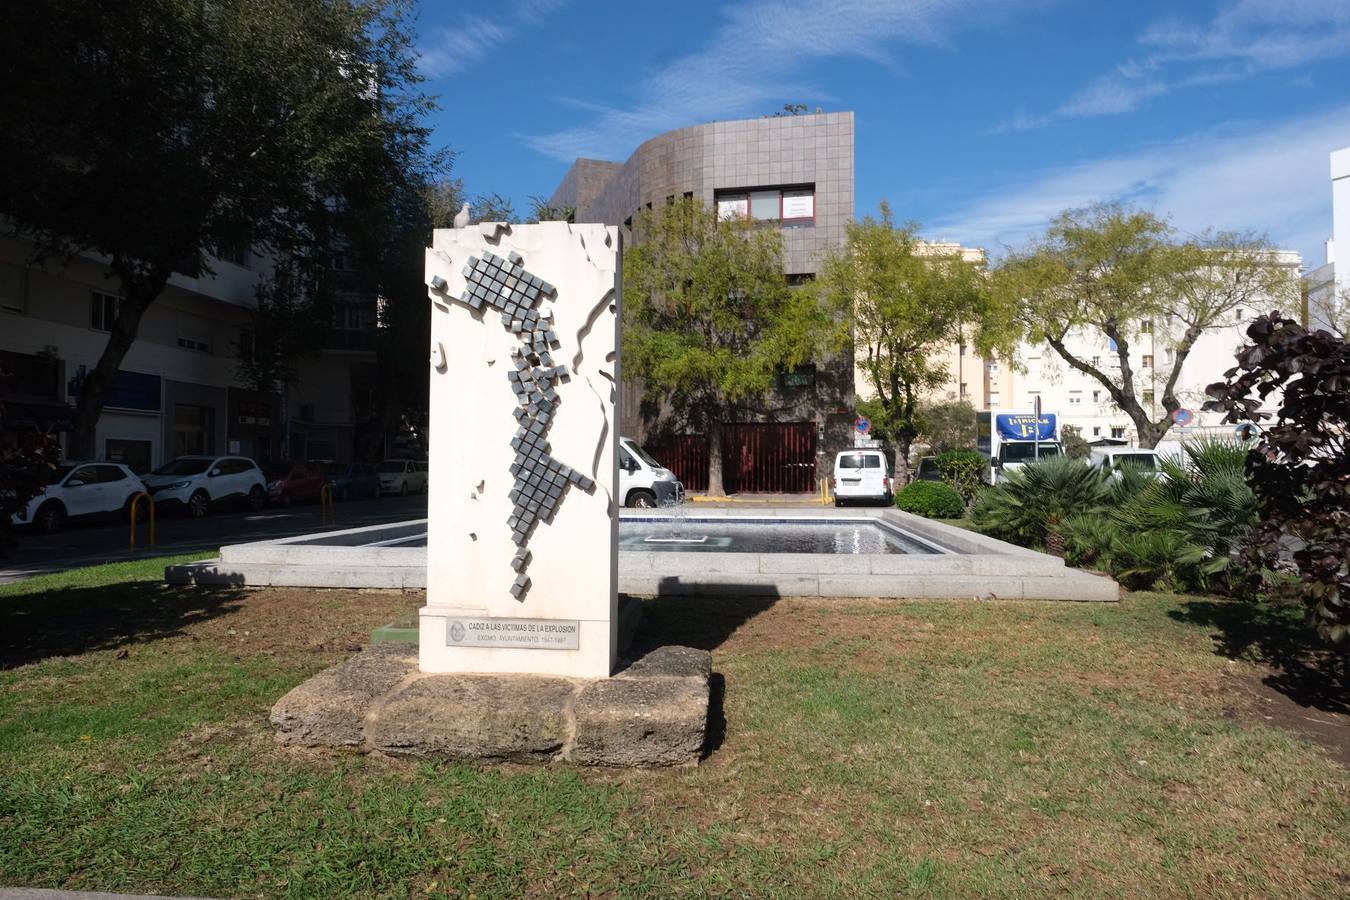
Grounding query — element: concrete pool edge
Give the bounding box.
[166,509,1118,602]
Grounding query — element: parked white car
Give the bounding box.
[13,462,149,534]
[1089,447,1163,479]
[377,459,428,496]
[141,456,266,517]
[832,449,892,506]
[618,436,683,508]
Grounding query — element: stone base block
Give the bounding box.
[572,677,709,767]
[372,675,574,763]
[270,644,417,747]
[269,644,711,767]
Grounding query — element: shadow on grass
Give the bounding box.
[1169,599,1348,716]
[625,589,780,760]
[0,581,248,669]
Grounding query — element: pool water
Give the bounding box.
[619,518,941,555]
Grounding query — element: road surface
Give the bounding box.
[0,493,428,584]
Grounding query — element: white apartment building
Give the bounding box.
[0,231,378,472]
[1304,146,1349,335]
[852,238,1302,449]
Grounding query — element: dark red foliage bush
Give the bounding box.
[1205,313,1349,646]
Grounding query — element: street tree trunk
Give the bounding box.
[706,419,725,497]
[69,267,169,459]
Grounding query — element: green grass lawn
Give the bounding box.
[0,563,1346,898]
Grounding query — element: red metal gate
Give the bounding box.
[723,422,817,493]
[645,435,709,492]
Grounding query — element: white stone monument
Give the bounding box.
[420,222,620,678]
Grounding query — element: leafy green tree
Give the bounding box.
[916,399,979,453]
[0,0,444,457]
[818,204,1004,480]
[1061,424,1091,459]
[994,203,1296,448]
[623,197,841,495]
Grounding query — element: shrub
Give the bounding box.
[895,480,965,519]
[970,455,1109,553]
[1205,312,1350,646]
[969,441,1260,592]
[934,449,985,502]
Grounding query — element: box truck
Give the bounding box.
[976,409,1062,484]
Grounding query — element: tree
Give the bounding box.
[469,192,518,225]
[817,204,1003,480]
[1308,283,1350,337]
[1061,424,1090,459]
[915,398,979,454]
[994,203,1297,448]
[623,197,840,495]
[0,0,443,458]
[1205,313,1350,647]
[527,196,576,223]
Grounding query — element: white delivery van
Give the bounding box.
[831,449,892,506]
[618,436,683,508]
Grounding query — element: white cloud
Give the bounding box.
[522,0,1035,162]
[932,104,1350,266]
[996,0,1350,131]
[418,0,569,79]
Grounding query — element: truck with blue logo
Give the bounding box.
[976,409,1062,484]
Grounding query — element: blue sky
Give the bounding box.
[416,0,1350,269]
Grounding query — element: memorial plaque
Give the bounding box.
[446,616,581,650]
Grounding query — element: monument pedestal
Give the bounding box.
[269,644,712,767]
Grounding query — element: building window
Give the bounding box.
[177,337,210,353]
[1111,426,1125,439]
[959,382,968,398]
[1141,354,1153,368]
[781,189,814,221]
[1069,392,1082,405]
[91,292,120,332]
[779,363,816,389]
[1091,355,1100,368]
[958,342,966,357]
[716,194,748,220]
[1143,390,1155,406]
[1093,426,1101,437]
[238,328,255,362]
[173,404,213,457]
[1092,390,1100,403]
[1141,320,1153,333]
[988,391,999,404]
[715,185,815,223]
[106,439,152,474]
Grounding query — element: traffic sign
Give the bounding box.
[1171,408,1194,426]
[855,415,871,435]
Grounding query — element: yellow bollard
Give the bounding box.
[129,491,155,551]
[320,483,335,526]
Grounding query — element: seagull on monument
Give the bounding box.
[453,202,470,229]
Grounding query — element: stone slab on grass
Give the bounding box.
[269,644,711,767]
[270,644,417,747]
[371,674,575,763]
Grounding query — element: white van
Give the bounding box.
[832,449,892,506]
[1088,447,1162,480]
[618,436,683,508]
